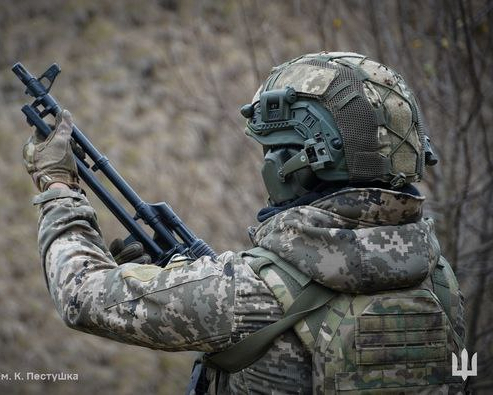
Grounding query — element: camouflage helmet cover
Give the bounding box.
[244,52,434,190]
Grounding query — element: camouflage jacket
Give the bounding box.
[34,187,465,394]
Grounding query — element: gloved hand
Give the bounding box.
[23,109,79,192]
[109,238,152,265]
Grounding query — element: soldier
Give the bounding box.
[23,52,466,394]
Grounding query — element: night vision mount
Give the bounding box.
[241,87,346,180]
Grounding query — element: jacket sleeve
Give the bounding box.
[35,189,238,352]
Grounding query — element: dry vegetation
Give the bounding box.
[0,0,491,394]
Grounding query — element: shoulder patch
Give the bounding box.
[121,264,162,282]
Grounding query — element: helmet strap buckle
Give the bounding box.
[390,172,406,189]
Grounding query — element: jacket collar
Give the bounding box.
[310,187,424,227]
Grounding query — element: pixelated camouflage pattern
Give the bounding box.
[36,190,311,394]
[248,188,464,393]
[258,264,317,353]
[35,187,464,394]
[255,52,426,184]
[324,52,425,181]
[355,56,423,178]
[253,188,438,293]
[313,282,464,394]
[270,63,338,95]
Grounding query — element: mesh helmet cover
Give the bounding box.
[248,52,426,184]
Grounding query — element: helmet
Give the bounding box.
[241,52,437,205]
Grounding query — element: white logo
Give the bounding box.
[452,349,477,380]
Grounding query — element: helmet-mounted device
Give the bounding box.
[242,52,438,205]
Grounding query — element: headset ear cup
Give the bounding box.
[292,167,318,196]
[261,149,294,205]
[262,147,321,205]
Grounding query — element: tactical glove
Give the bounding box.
[109,238,152,265]
[23,109,79,192]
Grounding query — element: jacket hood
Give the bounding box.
[252,188,441,293]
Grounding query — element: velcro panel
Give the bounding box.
[335,365,461,392]
[356,312,447,365]
[356,344,446,365]
[271,63,338,95]
[358,312,445,332]
[356,328,446,347]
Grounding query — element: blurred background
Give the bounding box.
[0,0,491,393]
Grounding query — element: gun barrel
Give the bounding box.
[12,63,34,85]
[70,124,187,257]
[21,105,164,259]
[14,62,216,264]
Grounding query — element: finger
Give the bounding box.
[41,109,73,146]
[70,140,86,160]
[33,127,48,144]
[109,238,124,257]
[115,241,145,263]
[22,137,36,172]
[54,109,73,138]
[133,254,152,265]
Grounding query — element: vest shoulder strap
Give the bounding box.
[204,247,336,373]
[205,281,335,373]
[246,246,311,287]
[246,247,329,349]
